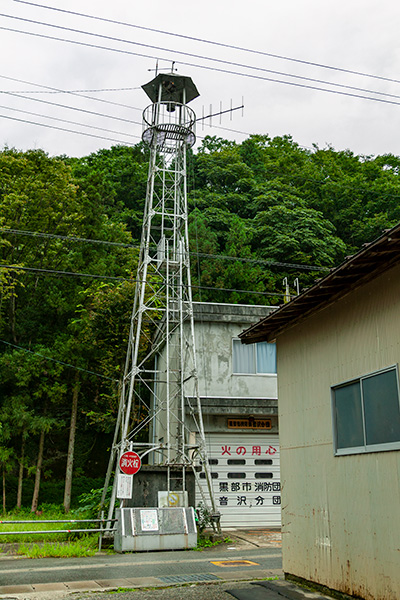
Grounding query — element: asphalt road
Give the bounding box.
[0,532,332,600]
[72,580,333,600]
[0,546,282,585]
[0,537,283,599]
[70,580,299,600]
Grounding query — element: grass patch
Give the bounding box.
[194,536,232,551]
[17,535,98,558]
[0,504,97,544]
[0,504,102,557]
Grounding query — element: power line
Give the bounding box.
[0,88,241,144]
[0,339,118,381]
[1,89,142,126]
[10,0,400,88]
[0,113,137,145]
[0,75,253,140]
[0,263,289,297]
[0,229,330,271]
[0,74,142,113]
[0,229,136,248]
[0,263,127,281]
[194,252,329,271]
[192,285,282,298]
[2,86,141,94]
[0,82,249,144]
[3,13,400,103]
[0,103,141,140]
[3,26,400,110]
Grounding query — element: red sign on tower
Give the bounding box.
[119,451,141,475]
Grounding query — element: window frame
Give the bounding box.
[331,364,400,456]
[231,339,276,375]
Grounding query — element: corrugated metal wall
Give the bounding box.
[197,432,281,527]
[278,263,400,600]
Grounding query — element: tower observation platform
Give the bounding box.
[141,73,198,151]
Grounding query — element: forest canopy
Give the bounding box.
[1,135,400,510]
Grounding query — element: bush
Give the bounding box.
[195,502,213,533]
[76,485,113,518]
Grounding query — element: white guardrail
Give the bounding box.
[0,513,117,550]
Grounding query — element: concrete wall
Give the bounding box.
[277,263,400,600]
[150,302,279,463]
[193,306,277,400]
[125,466,196,507]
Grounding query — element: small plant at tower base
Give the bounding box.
[195,502,213,533]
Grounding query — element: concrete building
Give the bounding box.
[240,225,400,600]
[151,302,281,528]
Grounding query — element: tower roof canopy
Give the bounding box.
[142,73,199,104]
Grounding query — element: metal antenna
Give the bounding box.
[196,101,244,125]
[148,59,178,76]
[283,277,291,304]
[294,278,300,296]
[147,59,159,76]
[104,72,219,527]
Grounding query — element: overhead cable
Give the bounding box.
[1,87,141,94]
[0,74,252,141]
[0,263,288,297]
[10,0,400,87]
[2,26,400,109]
[0,74,142,112]
[0,262,127,280]
[0,339,118,381]
[0,229,136,248]
[0,74,254,139]
[1,88,142,125]
[2,13,400,103]
[0,113,137,145]
[0,229,330,271]
[0,103,141,139]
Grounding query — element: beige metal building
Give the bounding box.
[240,225,400,600]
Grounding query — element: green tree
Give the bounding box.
[0,147,137,509]
[67,144,149,240]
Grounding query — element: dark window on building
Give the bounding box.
[254,459,273,465]
[332,366,400,455]
[227,459,246,465]
[200,472,218,479]
[227,472,246,479]
[255,472,273,479]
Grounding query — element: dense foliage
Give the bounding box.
[1,135,400,510]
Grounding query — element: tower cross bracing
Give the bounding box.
[106,72,218,522]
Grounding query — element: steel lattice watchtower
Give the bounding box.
[105,72,218,523]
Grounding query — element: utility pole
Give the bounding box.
[104,70,218,525]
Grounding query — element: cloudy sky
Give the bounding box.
[1,0,400,158]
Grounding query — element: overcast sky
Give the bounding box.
[1,0,400,158]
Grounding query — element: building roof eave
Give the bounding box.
[239,223,400,344]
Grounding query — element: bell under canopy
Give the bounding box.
[142,73,199,105]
